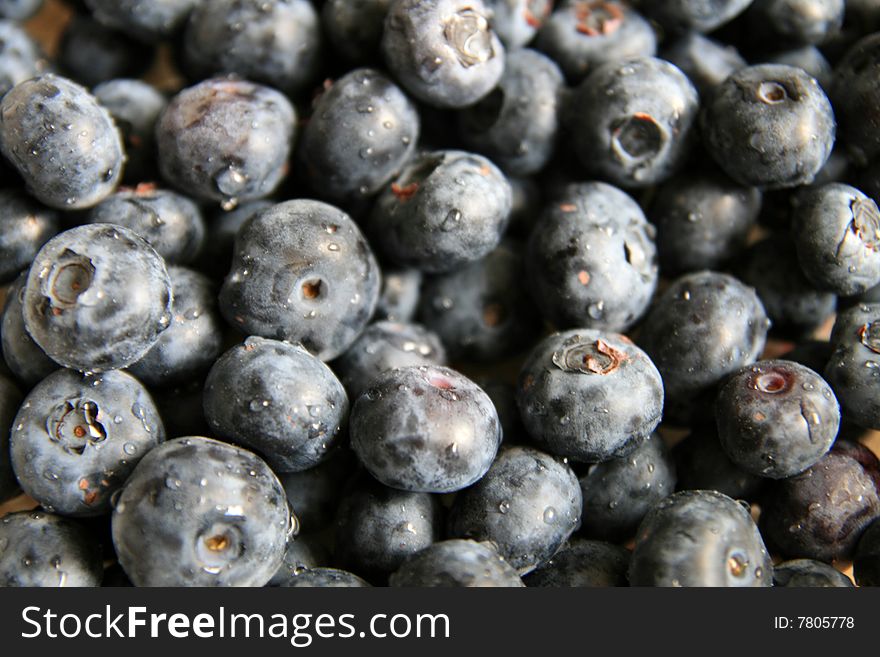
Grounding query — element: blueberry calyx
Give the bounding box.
[849,197,880,252]
[551,335,628,375]
[757,81,788,105]
[575,1,623,36]
[45,250,95,308]
[752,368,793,395]
[46,399,107,455]
[858,322,880,354]
[611,113,665,165]
[444,9,495,68]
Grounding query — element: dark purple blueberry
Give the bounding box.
[578,433,676,542]
[278,449,358,533]
[525,182,658,332]
[568,56,699,187]
[156,78,296,207]
[825,303,880,429]
[0,19,47,98]
[203,337,349,473]
[58,15,154,88]
[760,440,880,562]
[448,445,581,574]
[715,360,840,479]
[0,74,125,210]
[637,271,770,425]
[0,188,59,284]
[523,539,630,587]
[485,0,553,48]
[773,559,853,586]
[0,373,22,502]
[321,0,391,64]
[183,0,321,96]
[219,199,380,361]
[0,510,103,587]
[23,224,173,373]
[367,150,512,273]
[629,490,772,587]
[792,183,880,296]
[659,32,746,98]
[535,1,656,83]
[381,0,505,109]
[84,0,200,42]
[418,241,543,362]
[331,320,446,401]
[636,0,754,33]
[701,64,836,189]
[649,171,761,275]
[335,473,442,579]
[280,567,371,588]
[516,330,664,463]
[350,365,501,493]
[2,273,60,387]
[854,517,880,586]
[9,368,165,516]
[298,68,419,206]
[111,436,292,587]
[390,539,524,587]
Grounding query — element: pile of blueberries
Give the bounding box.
[2,0,880,588]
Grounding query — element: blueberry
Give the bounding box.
[0,19,47,97]
[831,33,880,166]
[745,0,844,46]
[791,183,880,296]
[111,436,292,587]
[523,539,630,587]
[517,329,664,463]
[127,266,224,388]
[825,303,880,429]
[781,339,834,373]
[93,79,167,185]
[764,46,833,90]
[381,0,505,109]
[331,320,447,401]
[373,268,422,323]
[535,1,656,83]
[58,15,154,88]
[22,224,173,373]
[86,185,205,266]
[84,0,201,42]
[448,445,581,574]
[736,234,837,337]
[477,378,529,445]
[297,68,419,206]
[9,367,165,516]
[568,56,699,187]
[350,365,501,493]
[417,241,543,362]
[219,199,380,361]
[195,200,272,282]
[1,272,57,387]
[525,182,658,332]
[854,517,880,586]
[321,0,391,64]
[0,374,22,502]
[281,568,371,588]
[458,48,563,176]
[659,32,746,99]
[204,337,349,473]
[0,0,43,21]
[0,74,125,209]
[715,360,839,479]
[183,0,322,96]
[0,188,59,284]
[268,535,331,587]
[156,77,296,207]
[335,473,442,580]
[278,449,358,532]
[0,510,102,587]
[484,0,553,48]
[367,150,512,273]
[671,425,766,501]
[760,441,880,561]
[773,559,853,587]
[635,0,753,33]
[578,432,676,542]
[629,490,772,587]
[637,271,770,425]
[389,539,524,587]
[700,64,836,189]
[649,171,760,276]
